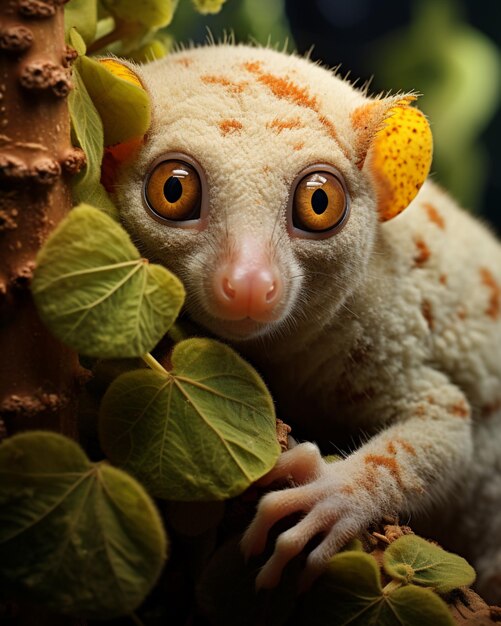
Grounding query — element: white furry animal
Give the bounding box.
[110,44,501,603]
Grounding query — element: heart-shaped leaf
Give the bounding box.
[383,535,476,594]
[32,204,185,358]
[78,56,151,147]
[0,432,167,619]
[99,338,280,500]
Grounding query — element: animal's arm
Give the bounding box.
[241,367,474,589]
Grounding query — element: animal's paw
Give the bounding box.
[241,442,370,590]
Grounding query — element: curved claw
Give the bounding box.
[241,482,320,559]
[255,504,339,589]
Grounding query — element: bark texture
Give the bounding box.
[0,0,81,438]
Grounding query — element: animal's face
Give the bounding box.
[114,45,431,341]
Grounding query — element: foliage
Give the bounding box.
[100,338,279,500]
[0,432,167,618]
[32,204,184,358]
[200,535,475,626]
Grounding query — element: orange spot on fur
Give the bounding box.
[350,101,381,168]
[243,61,350,157]
[386,442,397,455]
[439,274,447,285]
[421,299,434,330]
[201,74,247,94]
[423,203,445,229]
[242,61,263,73]
[218,119,243,136]
[395,439,417,456]
[414,238,431,266]
[318,114,342,144]
[175,58,193,67]
[340,485,354,495]
[293,141,305,151]
[267,117,303,133]
[480,267,501,320]
[457,306,467,320]
[262,165,272,174]
[449,400,470,419]
[258,72,318,109]
[365,454,404,488]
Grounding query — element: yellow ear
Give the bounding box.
[98,58,145,90]
[353,98,433,221]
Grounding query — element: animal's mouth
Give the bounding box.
[205,315,277,341]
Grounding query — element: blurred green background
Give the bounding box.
[168,0,500,230]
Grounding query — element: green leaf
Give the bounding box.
[68,26,86,56]
[301,551,454,626]
[299,552,454,626]
[78,56,151,146]
[192,0,227,14]
[69,64,118,219]
[0,432,167,619]
[383,586,455,626]
[102,0,179,27]
[32,204,185,358]
[65,0,97,45]
[302,552,383,626]
[383,535,476,594]
[99,338,280,500]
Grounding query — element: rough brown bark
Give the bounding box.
[0,0,82,439]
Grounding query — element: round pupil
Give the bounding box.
[311,188,328,215]
[164,176,183,203]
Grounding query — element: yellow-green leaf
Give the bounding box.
[0,432,167,619]
[102,0,179,28]
[32,204,185,358]
[301,551,454,626]
[383,535,476,594]
[78,55,150,146]
[69,64,118,218]
[99,338,280,500]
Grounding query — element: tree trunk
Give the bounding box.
[0,0,83,439]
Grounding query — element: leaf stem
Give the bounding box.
[87,18,143,54]
[142,352,169,375]
[383,579,403,595]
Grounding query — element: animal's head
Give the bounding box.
[107,45,432,342]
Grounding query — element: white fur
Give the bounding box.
[114,44,501,602]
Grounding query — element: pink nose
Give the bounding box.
[212,263,283,321]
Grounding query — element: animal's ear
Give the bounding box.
[352,95,433,221]
[96,59,150,193]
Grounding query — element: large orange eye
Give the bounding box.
[144,159,202,222]
[292,170,348,235]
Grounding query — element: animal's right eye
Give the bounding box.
[143,156,206,226]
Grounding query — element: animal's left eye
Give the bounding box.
[290,168,349,237]
[144,158,203,223]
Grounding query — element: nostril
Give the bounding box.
[266,281,278,302]
[222,276,236,299]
